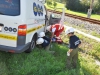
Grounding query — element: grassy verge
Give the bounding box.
[0,33,100,75]
[61,32,100,61]
[45,2,100,20]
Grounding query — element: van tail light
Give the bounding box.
[18,24,27,36]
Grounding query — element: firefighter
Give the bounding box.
[46,24,64,43]
[36,32,55,54]
[38,32,51,48]
[65,27,81,69]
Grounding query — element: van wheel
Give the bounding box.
[25,36,36,53]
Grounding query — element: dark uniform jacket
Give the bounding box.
[69,35,81,49]
[41,36,51,48]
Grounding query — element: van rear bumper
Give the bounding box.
[0,42,30,53]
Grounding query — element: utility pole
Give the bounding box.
[87,0,94,18]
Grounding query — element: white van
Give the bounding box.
[0,0,47,53]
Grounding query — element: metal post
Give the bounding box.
[87,0,94,18]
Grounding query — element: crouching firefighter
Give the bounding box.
[36,32,55,54]
[46,24,64,44]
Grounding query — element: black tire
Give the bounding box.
[25,36,36,53]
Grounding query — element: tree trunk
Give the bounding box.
[87,0,94,18]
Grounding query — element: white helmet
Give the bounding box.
[46,25,51,31]
[36,38,44,45]
[38,32,45,37]
[65,27,74,35]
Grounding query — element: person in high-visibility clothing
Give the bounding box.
[46,24,64,43]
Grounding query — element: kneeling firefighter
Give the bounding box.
[36,32,55,53]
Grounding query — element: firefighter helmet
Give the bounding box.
[65,27,74,35]
[36,38,44,44]
[38,32,45,37]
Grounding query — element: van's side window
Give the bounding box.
[0,0,20,16]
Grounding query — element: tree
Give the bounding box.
[46,0,52,6]
[66,0,81,11]
[46,0,57,9]
[53,2,57,9]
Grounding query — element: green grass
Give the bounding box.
[45,2,100,20]
[62,32,100,60]
[0,40,100,75]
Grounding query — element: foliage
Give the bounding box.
[45,2,100,20]
[46,0,52,6]
[53,2,57,9]
[66,0,81,11]
[66,0,100,14]
[46,0,57,9]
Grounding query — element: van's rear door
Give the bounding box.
[0,0,21,47]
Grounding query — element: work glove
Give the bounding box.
[67,52,70,56]
[51,37,56,42]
